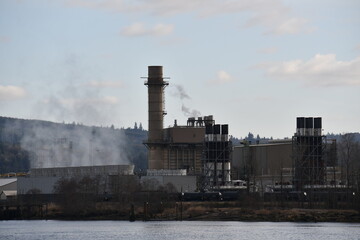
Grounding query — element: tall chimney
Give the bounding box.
[144,66,168,169]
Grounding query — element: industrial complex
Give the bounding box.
[0,66,357,207]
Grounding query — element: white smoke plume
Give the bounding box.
[11,54,130,168]
[20,122,129,168]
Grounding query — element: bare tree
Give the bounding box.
[339,133,359,188]
[54,177,98,215]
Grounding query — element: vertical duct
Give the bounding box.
[305,117,313,136]
[213,124,221,141]
[296,117,305,136]
[144,66,169,169]
[221,124,228,141]
[314,117,322,136]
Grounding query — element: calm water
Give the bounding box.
[0,220,359,240]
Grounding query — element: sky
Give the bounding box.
[0,0,359,139]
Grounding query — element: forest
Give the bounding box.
[0,116,147,174]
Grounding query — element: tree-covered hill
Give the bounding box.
[0,116,147,174]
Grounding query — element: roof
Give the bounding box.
[234,142,292,148]
[1,190,17,196]
[0,178,17,187]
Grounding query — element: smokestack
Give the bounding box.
[144,66,169,169]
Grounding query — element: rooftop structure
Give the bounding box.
[30,165,134,178]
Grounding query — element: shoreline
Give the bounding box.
[2,207,359,222]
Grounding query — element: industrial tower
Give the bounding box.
[292,117,326,190]
[144,66,168,169]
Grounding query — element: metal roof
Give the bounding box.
[0,178,17,187]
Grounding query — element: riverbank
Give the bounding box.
[3,201,359,222]
[174,208,360,222]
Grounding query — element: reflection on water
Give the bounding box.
[0,220,359,240]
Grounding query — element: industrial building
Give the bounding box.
[0,178,17,200]
[142,169,197,192]
[232,117,343,198]
[17,165,134,195]
[232,140,293,189]
[0,178,17,193]
[143,66,232,189]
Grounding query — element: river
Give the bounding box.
[0,220,359,240]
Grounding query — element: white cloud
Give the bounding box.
[218,71,232,83]
[121,22,174,37]
[256,54,360,87]
[86,80,124,88]
[63,0,313,35]
[267,18,314,35]
[210,70,233,84]
[0,85,27,101]
[59,96,119,106]
[258,47,278,54]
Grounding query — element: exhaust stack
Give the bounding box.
[144,66,169,169]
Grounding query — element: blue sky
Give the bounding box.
[0,0,359,139]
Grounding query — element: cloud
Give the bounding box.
[258,47,278,54]
[86,80,124,88]
[266,18,314,35]
[63,0,313,35]
[218,70,232,83]
[210,70,233,84]
[256,54,360,87]
[59,96,119,106]
[0,85,27,101]
[121,22,174,37]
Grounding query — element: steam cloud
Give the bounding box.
[18,122,129,168]
[13,54,130,168]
